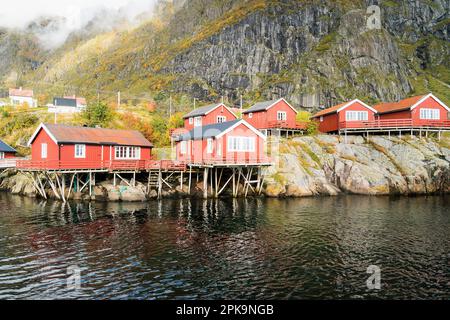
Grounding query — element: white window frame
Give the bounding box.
[419,108,440,120]
[188,117,193,124]
[74,144,86,158]
[227,136,256,152]
[41,143,47,159]
[114,146,141,160]
[194,116,202,127]
[320,116,324,122]
[277,111,287,121]
[345,111,368,121]
[248,113,253,119]
[217,116,226,123]
[180,141,187,155]
[206,138,213,154]
[0,152,4,159]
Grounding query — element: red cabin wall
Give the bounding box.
[184,105,237,130]
[176,123,265,163]
[317,101,376,133]
[3,152,16,158]
[243,100,297,129]
[31,129,59,161]
[378,110,411,120]
[411,96,449,125]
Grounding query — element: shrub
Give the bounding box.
[81,102,114,127]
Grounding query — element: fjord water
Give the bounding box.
[0,192,448,300]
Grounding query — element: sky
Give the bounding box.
[0,0,157,47]
[0,0,156,28]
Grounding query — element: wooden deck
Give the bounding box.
[339,119,450,132]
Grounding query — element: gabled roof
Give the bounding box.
[373,93,450,114]
[179,119,266,141]
[312,99,377,118]
[0,140,16,153]
[183,103,236,119]
[28,123,153,147]
[242,98,298,114]
[9,88,33,98]
[54,97,77,107]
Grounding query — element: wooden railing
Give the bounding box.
[267,120,308,130]
[339,119,450,129]
[0,158,19,169]
[186,156,273,165]
[15,159,187,171]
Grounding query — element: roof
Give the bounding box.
[0,140,16,153]
[183,103,236,119]
[179,120,241,140]
[311,99,377,118]
[373,93,449,114]
[54,97,77,107]
[9,88,33,98]
[64,96,87,106]
[242,98,298,114]
[28,123,153,147]
[179,119,266,141]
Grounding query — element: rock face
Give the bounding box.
[264,135,450,197]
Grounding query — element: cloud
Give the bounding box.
[0,0,158,48]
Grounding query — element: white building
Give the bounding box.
[48,96,87,114]
[9,87,37,107]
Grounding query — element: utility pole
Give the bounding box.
[194,97,196,110]
[117,91,121,108]
[221,95,224,104]
[240,95,243,118]
[169,95,173,117]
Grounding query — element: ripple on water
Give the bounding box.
[0,194,449,299]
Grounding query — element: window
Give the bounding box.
[194,116,202,127]
[180,141,187,155]
[227,136,256,152]
[74,144,86,158]
[420,108,440,120]
[188,117,193,124]
[277,111,287,121]
[320,116,324,122]
[115,146,141,160]
[346,111,368,121]
[248,113,253,119]
[217,142,222,157]
[207,138,213,154]
[41,143,47,159]
[0,152,4,159]
[217,116,226,123]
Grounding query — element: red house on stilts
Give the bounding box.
[373,93,450,128]
[311,99,378,133]
[174,119,268,165]
[242,98,305,135]
[0,140,17,159]
[183,103,238,131]
[18,123,153,170]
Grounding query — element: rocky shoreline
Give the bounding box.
[1,135,449,201]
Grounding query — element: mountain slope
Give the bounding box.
[2,0,449,110]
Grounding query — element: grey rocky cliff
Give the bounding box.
[159,0,448,108]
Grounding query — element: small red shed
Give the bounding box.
[0,139,17,159]
[242,98,299,131]
[373,93,450,127]
[183,103,238,131]
[175,119,267,164]
[25,123,153,170]
[311,99,377,133]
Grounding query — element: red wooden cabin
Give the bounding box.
[19,123,153,170]
[311,99,377,133]
[183,103,238,131]
[242,98,300,131]
[0,140,17,159]
[174,119,268,164]
[373,93,450,127]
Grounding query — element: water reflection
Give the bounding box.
[0,193,449,299]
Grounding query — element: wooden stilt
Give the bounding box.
[188,167,192,195]
[203,168,209,199]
